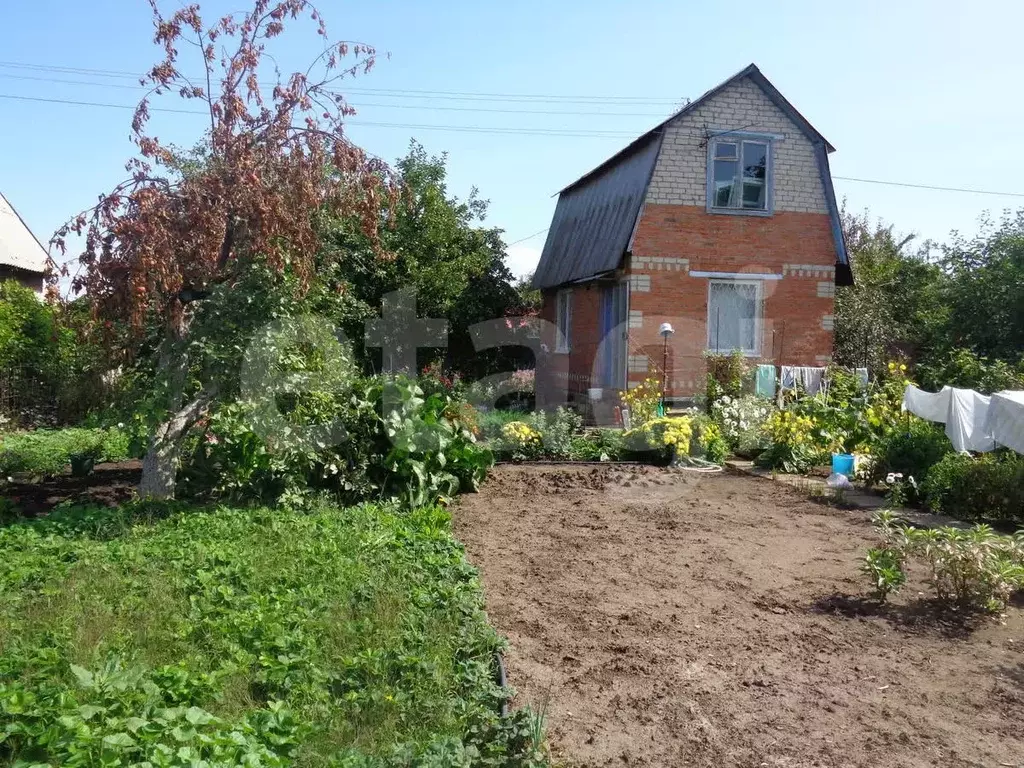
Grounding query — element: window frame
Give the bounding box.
[706,133,774,217]
[705,278,763,356]
[555,288,572,354]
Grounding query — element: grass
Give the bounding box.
[0,499,545,766]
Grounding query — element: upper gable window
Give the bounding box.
[708,138,771,214]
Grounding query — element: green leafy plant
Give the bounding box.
[0,427,131,480]
[619,378,661,427]
[622,417,692,463]
[865,509,1024,611]
[922,451,1024,525]
[866,418,950,499]
[568,429,623,461]
[527,407,582,459]
[0,501,545,765]
[862,546,907,600]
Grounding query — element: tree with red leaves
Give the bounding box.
[52,0,398,498]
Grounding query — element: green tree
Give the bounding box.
[322,140,529,377]
[834,209,946,374]
[940,210,1024,361]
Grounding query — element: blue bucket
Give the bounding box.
[831,453,855,478]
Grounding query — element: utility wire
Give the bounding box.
[506,228,549,246]
[3,89,1023,199]
[0,60,679,104]
[833,175,1024,199]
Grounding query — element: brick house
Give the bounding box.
[0,191,47,294]
[531,64,851,409]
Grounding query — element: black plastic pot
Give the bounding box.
[69,454,96,478]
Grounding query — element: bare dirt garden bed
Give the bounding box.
[455,464,1024,768]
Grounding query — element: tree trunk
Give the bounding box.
[138,392,214,499]
[137,313,213,500]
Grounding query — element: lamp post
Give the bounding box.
[659,322,675,413]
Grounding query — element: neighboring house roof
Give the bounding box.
[0,191,49,275]
[532,64,850,291]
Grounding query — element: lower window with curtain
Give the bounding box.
[706,279,761,355]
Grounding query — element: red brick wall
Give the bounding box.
[627,204,837,396]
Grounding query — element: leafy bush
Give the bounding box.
[0,501,544,765]
[181,376,493,508]
[710,394,772,457]
[622,417,692,462]
[477,409,526,441]
[755,410,819,474]
[867,418,952,495]
[619,377,661,427]
[917,347,1024,394]
[922,451,1024,524]
[696,421,729,464]
[527,407,582,459]
[0,427,131,479]
[704,350,750,408]
[497,421,543,460]
[865,509,1024,611]
[568,429,623,461]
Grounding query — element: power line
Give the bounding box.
[0,60,680,105]
[0,73,671,117]
[0,92,643,137]
[506,228,548,247]
[4,86,1024,200]
[833,175,1024,199]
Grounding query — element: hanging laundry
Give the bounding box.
[799,367,826,395]
[780,365,797,390]
[780,366,826,395]
[902,385,953,423]
[984,391,1024,455]
[945,388,996,453]
[755,364,776,399]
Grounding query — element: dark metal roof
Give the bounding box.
[532,64,848,291]
[532,131,663,290]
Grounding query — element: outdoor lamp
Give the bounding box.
[658,323,674,410]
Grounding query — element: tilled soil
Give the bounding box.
[454,464,1024,768]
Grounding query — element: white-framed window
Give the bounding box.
[708,137,771,213]
[555,289,572,353]
[707,279,761,355]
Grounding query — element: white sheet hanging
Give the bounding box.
[984,390,1024,455]
[945,388,996,453]
[902,385,953,423]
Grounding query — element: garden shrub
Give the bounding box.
[527,407,582,458]
[0,501,545,765]
[710,394,772,458]
[498,421,543,461]
[181,376,493,508]
[755,410,819,474]
[622,416,692,463]
[922,451,1024,525]
[704,350,749,409]
[917,347,1024,394]
[867,418,952,495]
[864,509,1024,611]
[619,377,661,427]
[477,408,526,441]
[568,429,623,461]
[0,427,131,479]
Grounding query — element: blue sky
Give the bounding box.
[2,0,1023,281]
